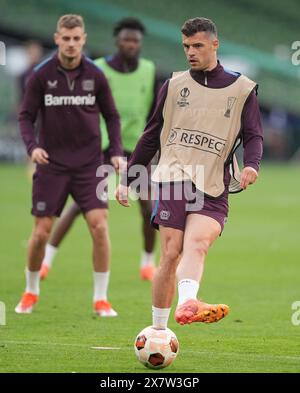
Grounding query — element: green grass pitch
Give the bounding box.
[0,164,300,373]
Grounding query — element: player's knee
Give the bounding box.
[162,247,181,267]
[191,238,210,258]
[32,225,51,245]
[90,221,108,241]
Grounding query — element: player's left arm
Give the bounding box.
[240,88,264,189]
[95,70,123,160]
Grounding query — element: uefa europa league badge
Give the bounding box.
[177,87,190,107]
[224,97,237,118]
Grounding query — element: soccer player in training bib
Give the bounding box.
[16,14,124,316]
[116,18,263,328]
[40,18,158,282]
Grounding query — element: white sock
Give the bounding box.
[140,251,155,267]
[177,279,199,306]
[152,306,171,329]
[43,244,58,268]
[25,268,40,295]
[93,271,110,302]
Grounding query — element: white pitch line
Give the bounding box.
[1,340,300,362]
[183,349,300,362]
[91,346,120,350]
[0,340,123,349]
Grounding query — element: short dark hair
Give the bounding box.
[113,17,146,36]
[181,17,217,37]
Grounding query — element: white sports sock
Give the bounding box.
[93,271,110,302]
[152,306,171,329]
[177,279,199,306]
[25,268,40,295]
[140,251,155,267]
[43,244,58,268]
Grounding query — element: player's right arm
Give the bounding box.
[31,148,49,165]
[116,80,169,207]
[120,80,169,186]
[18,72,48,163]
[145,69,161,122]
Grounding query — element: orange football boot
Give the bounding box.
[175,299,229,325]
[94,300,118,317]
[140,265,156,281]
[15,292,38,314]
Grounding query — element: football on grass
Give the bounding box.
[134,326,179,369]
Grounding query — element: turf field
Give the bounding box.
[0,164,300,373]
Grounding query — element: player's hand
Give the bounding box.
[240,166,258,189]
[31,148,49,165]
[111,156,127,174]
[115,184,130,207]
